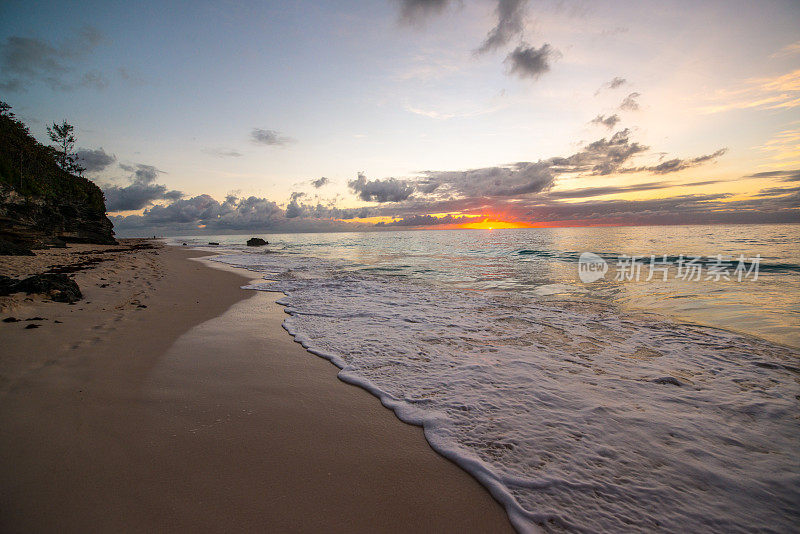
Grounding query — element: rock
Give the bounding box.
[0,275,17,296]
[246,237,268,246]
[0,186,116,247]
[208,242,220,246]
[2,317,19,322]
[0,239,34,256]
[652,376,683,386]
[14,273,83,303]
[25,323,39,329]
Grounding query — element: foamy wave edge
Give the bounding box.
[219,262,544,533]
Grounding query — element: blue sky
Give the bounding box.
[1,0,798,234]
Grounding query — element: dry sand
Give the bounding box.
[0,241,512,533]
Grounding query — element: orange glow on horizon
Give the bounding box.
[457,218,538,230]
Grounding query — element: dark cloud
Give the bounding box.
[111,127,760,233]
[595,77,627,95]
[550,128,648,175]
[285,192,307,218]
[476,0,529,54]
[80,70,108,90]
[745,169,800,182]
[621,148,727,174]
[372,191,798,227]
[413,129,653,200]
[396,0,450,23]
[312,176,330,188]
[0,27,104,92]
[250,128,294,146]
[202,147,242,158]
[75,147,116,173]
[348,172,415,202]
[285,195,374,220]
[589,114,620,129]
[544,179,726,200]
[505,43,557,79]
[419,161,555,198]
[118,163,160,184]
[750,185,800,198]
[111,193,376,235]
[545,182,674,199]
[608,77,627,89]
[103,163,183,212]
[379,214,481,226]
[619,92,641,111]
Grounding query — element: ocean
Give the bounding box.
[172,224,799,533]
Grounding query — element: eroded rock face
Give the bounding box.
[0,187,116,247]
[246,237,268,246]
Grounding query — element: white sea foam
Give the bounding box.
[214,251,800,533]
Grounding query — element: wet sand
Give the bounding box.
[0,242,512,533]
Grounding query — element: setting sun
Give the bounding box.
[458,218,537,230]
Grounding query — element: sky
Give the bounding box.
[1,0,798,235]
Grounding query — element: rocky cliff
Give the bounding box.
[0,108,115,247]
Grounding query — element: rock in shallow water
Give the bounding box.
[246,237,268,246]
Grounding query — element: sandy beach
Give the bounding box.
[0,241,512,533]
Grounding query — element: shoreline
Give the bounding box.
[0,242,513,532]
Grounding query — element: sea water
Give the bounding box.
[173,224,799,533]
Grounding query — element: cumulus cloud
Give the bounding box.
[0,27,104,91]
[285,192,307,218]
[110,128,750,233]
[419,161,555,198]
[111,192,375,234]
[348,172,415,202]
[411,128,709,200]
[619,92,641,111]
[550,128,648,175]
[589,114,620,129]
[396,0,450,23]
[505,43,557,79]
[285,193,374,220]
[103,163,183,212]
[75,147,116,173]
[250,128,294,146]
[476,0,529,54]
[312,176,330,188]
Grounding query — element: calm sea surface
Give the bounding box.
[173,224,799,533]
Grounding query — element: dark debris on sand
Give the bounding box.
[0,273,83,303]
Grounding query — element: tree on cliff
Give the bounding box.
[47,120,85,176]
